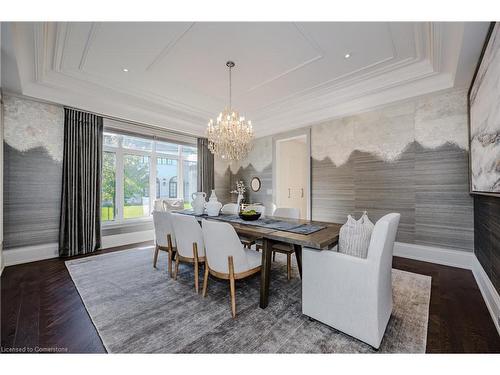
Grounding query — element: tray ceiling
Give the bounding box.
[1,22,490,137]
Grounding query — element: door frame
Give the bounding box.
[272,128,311,220]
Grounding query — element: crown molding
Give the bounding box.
[4,22,482,138]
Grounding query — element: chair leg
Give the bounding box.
[174,254,180,280]
[287,253,292,281]
[202,263,209,297]
[193,243,199,293]
[228,256,236,318]
[153,245,159,268]
[167,235,173,278]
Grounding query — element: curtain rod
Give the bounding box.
[1,90,202,140]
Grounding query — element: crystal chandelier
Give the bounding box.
[207,61,254,161]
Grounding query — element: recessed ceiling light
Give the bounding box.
[122,68,129,72]
[344,53,351,59]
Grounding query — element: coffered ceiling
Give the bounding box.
[1,22,490,137]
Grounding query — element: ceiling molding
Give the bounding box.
[146,22,195,71]
[4,22,488,138]
[78,22,100,70]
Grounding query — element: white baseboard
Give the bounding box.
[3,230,154,267]
[101,230,154,249]
[472,256,500,336]
[394,241,474,270]
[393,241,499,337]
[3,243,59,267]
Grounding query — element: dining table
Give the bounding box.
[174,210,342,309]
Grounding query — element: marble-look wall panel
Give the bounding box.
[218,88,474,252]
[3,95,65,249]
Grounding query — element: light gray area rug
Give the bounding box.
[66,247,431,353]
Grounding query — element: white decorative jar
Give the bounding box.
[209,189,218,202]
[205,200,222,217]
[191,192,207,215]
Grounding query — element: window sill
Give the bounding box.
[101,216,153,229]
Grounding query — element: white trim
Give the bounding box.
[393,241,500,337]
[101,230,154,250]
[3,243,59,266]
[2,231,154,267]
[472,256,500,336]
[394,242,474,270]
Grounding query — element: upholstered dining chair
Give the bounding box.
[302,213,401,349]
[201,219,262,318]
[221,203,239,215]
[152,210,177,277]
[170,213,206,293]
[255,207,300,280]
[239,204,267,249]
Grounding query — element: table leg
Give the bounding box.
[293,244,302,279]
[259,238,274,308]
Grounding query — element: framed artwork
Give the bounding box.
[468,22,500,196]
[250,177,261,192]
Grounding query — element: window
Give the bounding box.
[101,152,116,221]
[102,131,197,222]
[124,154,150,219]
[169,177,177,198]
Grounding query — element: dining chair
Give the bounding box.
[152,210,177,277]
[221,203,239,215]
[238,204,267,249]
[302,213,401,349]
[201,219,262,318]
[256,206,300,280]
[170,213,206,293]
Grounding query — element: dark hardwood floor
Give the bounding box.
[1,243,499,353]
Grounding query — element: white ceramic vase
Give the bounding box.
[191,192,207,215]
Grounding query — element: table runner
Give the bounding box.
[174,210,326,235]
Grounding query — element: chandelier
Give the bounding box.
[207,61,254,161]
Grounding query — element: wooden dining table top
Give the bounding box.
[176,211,341,250]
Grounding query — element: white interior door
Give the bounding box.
[276,136,308,219]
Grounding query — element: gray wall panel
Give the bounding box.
[4,144,62,248]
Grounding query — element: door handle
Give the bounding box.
[288,188,291,198]
[301,188,304,198]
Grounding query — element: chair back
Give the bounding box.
[165,199,184,211]
[273,207,300,219]
[221,203,239,215]
[202,219,250,274]
[152,211,175,247]
[367,213,400,316]
[170,213,205,258]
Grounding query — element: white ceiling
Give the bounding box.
[1,22,490,137]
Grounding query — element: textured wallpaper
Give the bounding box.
[215,88,474,252]
[3,96,65,248]
[3,95,64,162]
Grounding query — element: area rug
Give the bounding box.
[66,247,431,353]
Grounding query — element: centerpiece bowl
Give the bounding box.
[239,210,261,221]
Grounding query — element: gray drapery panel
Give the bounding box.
[197,138,215,196]
[59,108,103,257]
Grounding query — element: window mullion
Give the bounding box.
[116,137,125,221]
[150,142,157,211]
[178,145,184,200]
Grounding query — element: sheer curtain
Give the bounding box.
[59,108,103,257]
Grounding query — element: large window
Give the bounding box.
[101,131,197,222]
